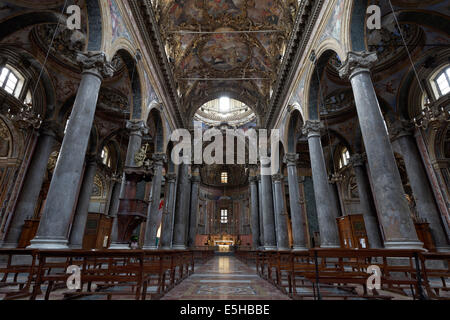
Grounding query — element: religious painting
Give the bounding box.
[319,0,345,43]
[168,0,204,26]
[206,0,241,18]
[247,0,282,25]
[200,32,250,71]
[109,0,131,42]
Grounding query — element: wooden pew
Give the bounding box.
[297,249,423,300]
[0,249,37,299]
[420,252,450,300]
[30,250,145,300]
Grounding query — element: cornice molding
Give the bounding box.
[266,0,324,129]
[128,0,185,128]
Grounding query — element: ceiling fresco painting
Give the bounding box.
[155,0,299,118]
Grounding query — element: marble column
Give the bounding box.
[160,173,177,249]
[172,160,190,250]
[69,155,98,248]
[256,176,264,248]
[29,52,113,249]
[339,51,422,249]
[303,121,340,248]
[284,153,308,251]
[260,156,277,250]
[272,173,290,250]
[349,154,383,248]
[3,121,59,248]
[188,165,201,248]
[249,172,260,250]
[390,120,450,251]
[143,153,167,250]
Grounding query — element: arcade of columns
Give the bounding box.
[2,49,448,252]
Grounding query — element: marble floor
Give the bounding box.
[161,255,291,300]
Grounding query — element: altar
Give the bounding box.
[214,240,234,252]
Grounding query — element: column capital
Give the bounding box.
[76,51,114,79]
[272,173,284,183]
[39,120,63,138]
[302,120,324,138]
[349,153,366,167]
[85,154,99,165]
[152,153,167,166]
[339,51,378,80]
[388,119,415,142]
[249,175,258,184]
[191,175,201,183]
[284,153,299,166]
[126,120,148,136]
[165,172,177,182]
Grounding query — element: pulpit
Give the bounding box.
[82,213,113,249]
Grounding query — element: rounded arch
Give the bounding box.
[187,92,263,125]
[147,108,165,154]
[305,49,342,121]
[285,107,304,153]
[0,11,66,41]
[0,47,56,118]
[110,48,144,120]
[98,128,126,172]
[348,0,369,52]
[397,47,450,119]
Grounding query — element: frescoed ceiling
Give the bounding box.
[154,0,299,118]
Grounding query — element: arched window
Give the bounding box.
[0,65,25,99]
[221,172,228,184]
[220,209,228,224]
[432,66,450,98]
[338,147,350,169]
[101,147,111,168]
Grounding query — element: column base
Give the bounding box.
[69,244,82,249]
[384,241,425,251]
[28,238,69,249]
[320,244,341,249]
[264,246,277,251]
[292,246,309,252]
[1,242,19,249]
[142,245,158,250]
[160,246,172,250]
[108,243,131,250]
[172,245,187,250]
[435,246,450,253]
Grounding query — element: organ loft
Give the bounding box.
[0,0,448,302]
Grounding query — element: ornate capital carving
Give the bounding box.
[86,154,98,165]
[302,120,324,138]
[349,153,365,167]
[388,119,415,141]
[126,120,148,136]
[39,120,63,138]
[152,153,167,166]
[76,51,114,78]
[165,173,177,183]
[272,173,284,182]
[339,51,378,80]
[284,153,299,166]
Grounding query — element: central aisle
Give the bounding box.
[162,255,291,300]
